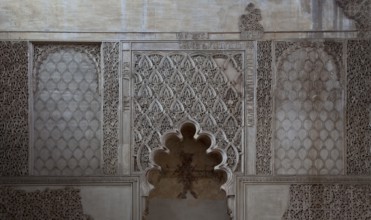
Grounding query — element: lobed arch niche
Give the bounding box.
[140,120,234,220]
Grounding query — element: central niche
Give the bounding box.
[145,121,229,220]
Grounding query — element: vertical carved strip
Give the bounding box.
[103,42,120,175]
[346,40,371,175]
[0,187,92,219]
[245,42,255,126]
[0,41,29,176]
[256,41,273,175]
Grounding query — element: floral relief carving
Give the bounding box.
[256,41,273,175]
[0,187,93,220]
[346,40,371,175]
[0,41,29,176]
[102,42,120,175]
[282,184,371,220]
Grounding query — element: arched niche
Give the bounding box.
[273,44,345,175]
[141,120,234,220]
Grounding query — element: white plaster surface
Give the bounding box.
[0,0,354,33]
[80,186,133,220]
[245,185,290,220]
[148,197,229,220]
[16,185,133,220]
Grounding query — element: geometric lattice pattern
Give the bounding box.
[33,46,101,176]
[274,47,344,175]
[282,184,371,220]
[133,52,244,172]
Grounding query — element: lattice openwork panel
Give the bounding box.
[32,45,101,176]
[132,52,244,172]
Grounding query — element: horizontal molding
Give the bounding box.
[237,175,371,184]
[0,176,139,185]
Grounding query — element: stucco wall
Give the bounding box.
[0,0,355,40]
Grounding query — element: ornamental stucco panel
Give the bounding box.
[273,42,344,175]
[132,51,244,173]
[32,44,102,176]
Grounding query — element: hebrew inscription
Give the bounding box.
[32,44,101,176]
[133,52,244,172]
[0,41,29,176]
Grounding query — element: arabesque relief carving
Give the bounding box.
[133,52,244,173]
[0,41,29,176]
[282,184,371,219]
[0,187,93,220]
[346,40,371,175]
[256,41,273,175]
[102,42,120,175]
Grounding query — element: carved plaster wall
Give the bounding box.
[273,42,344,175]
[0,41,29,176]
[102,42,120,175]
[32,44,102,176]
[256,41,273,175]
[0,187,92,220]
[336,0,371,38]
[346,40,371,175]
[282,184,371,219]
[132,50,245,173]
